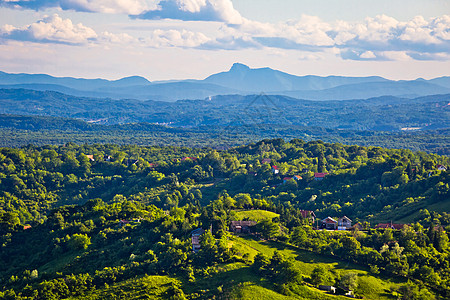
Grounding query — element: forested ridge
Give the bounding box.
[0,114,449,155]
[0,139,449,299]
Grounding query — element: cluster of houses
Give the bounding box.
[190,212,412,252]
[270,166,328,185]
[321,216,353,230]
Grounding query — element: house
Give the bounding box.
[191,228,205,253]
[119,220,130,226]
[314,173,328,180]
[181,157,197,162]
[437,164,447,171]
[23,225,31,230]
[104,155,112,162]
[149,163,158,168]
[375,222,405,230]
[345,290,355,298]
[261,158,271,164]
[338,216,352,230]
[230,220,257,234]
[319,285,336,293]
[283,177,292,183]
[351,223,364,231]
[321,217,337,230]
[272,165,279,174]
[126,159,139,166]
[299,210,316,221]
[86,155,95,162]
[293,175,302,181]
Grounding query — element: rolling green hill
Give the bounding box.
[0,139,448,299]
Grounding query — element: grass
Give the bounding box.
[231,209,280,221]
[230,282,298,300]
[227,235,404,300]
[75,275,180,299]
[395,199,450,223]
[69,235,404,300]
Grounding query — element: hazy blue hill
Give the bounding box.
[278,80,450,100]
[0,65,449,101]
[204,62,389,92]
[94,81,243,101]
[427,76,450,89]
[0,71,151,91]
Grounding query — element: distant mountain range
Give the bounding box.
[1,64,450,101]
[0,88,448,132]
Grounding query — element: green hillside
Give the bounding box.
[0,139,449,299]
[232,210,280,222]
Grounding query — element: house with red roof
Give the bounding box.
[272,165,279,174]
[375,222,405,230]
[314,172,328,180]
[181,157,197,162]
[299,210,316,221]
[283,177,292,183]
[437,165,447,171]
[293,175,302,181]
[230,221,257,234]
[321,217,337,230]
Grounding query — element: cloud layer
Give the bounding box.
[1,0,450,61]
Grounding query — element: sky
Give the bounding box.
[0,0,449,81]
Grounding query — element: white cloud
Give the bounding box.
[1,14,97,44]
[143,28,210,47]
[0,0,158,14]
[360,51,376,59]
[135,0,244,24]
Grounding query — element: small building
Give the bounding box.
[272,165,279,174]
[86,155,95,162]
[119,220,129,226]
[23,225,32,230]
[181,157,197,162]
[299,210,316,221]
[351,223,364,231]
[321,217,337,230]
[437,164,447,171]
[375,222,405,230]
[230,220,257,234]
[104,155,112,162]
[319,285,336,293]
[338,216,352,230]
[126,159,139,166]
[283,177,292,183]
[261,158,271,164]
[345,290,355,298]
[314,173,328,180]
[191,228,205,253]
[293,175,302,181]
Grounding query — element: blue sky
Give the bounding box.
[0,0,449,80]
